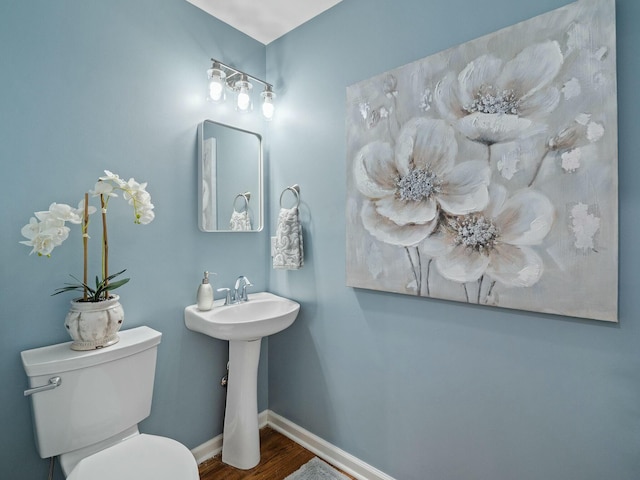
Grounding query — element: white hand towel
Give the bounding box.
[272,207,303,269]
[229,210,252,231]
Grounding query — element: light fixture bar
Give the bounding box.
[208,59,275,119]
[210,59,273,92]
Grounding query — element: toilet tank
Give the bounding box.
[21,326,162,459]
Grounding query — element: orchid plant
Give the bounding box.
[20,170,155,302]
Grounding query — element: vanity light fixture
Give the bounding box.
[207,59,275,120]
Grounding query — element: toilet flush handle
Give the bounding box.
[24,376,62,396]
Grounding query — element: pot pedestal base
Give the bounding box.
[64,295,124,351]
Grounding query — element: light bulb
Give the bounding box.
[207,63,226,103]
[209,79,224,102]
[237,91,251,111]
[261,88,276,120]
[234,76,252,112]
[262,100,274,120]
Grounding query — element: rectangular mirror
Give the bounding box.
[197,120,263,232]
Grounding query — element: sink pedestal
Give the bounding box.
[183,292,301,470]
[221,339,261,469]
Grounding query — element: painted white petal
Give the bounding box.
[434,73,466,123]
[484,184,509,219]
[435,244,489,283]
[361,200,436,247]
[353,141,397,198]
[375,195,437,225]
[457,54,503,106]
[519,86,561,118]
[420,229,454,258]
[395,118,457,176]
[412,119,457,175]
[457,113,532,144]
[496,189,555,246]
[437,160,490,215]
[496,41,564,97]
[487,244,543,287]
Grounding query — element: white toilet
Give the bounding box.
[21,326,199,479]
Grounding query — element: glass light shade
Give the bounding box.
[207,67,226,102]
[261,89,276,120]
[235,77,253,112]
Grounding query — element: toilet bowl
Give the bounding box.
[21,326,199,479]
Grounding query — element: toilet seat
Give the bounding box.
[66,434,199,480]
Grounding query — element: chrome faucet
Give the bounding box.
[233,276,253,303]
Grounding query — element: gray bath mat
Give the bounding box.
[285,457,350,480]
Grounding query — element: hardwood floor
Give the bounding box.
[198,427,356,479]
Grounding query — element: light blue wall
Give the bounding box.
[2,1,639,479]
[266,1,640,479]
[0,1,269,478]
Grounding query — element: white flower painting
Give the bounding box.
[346,0,618,321]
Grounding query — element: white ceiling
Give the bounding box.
[186,0,343,45]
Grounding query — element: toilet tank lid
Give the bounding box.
[21,326,162,377]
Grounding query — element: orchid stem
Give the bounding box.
[100,193,109,300]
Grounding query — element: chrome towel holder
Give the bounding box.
[233,192,251,213]
[279,184,300,208]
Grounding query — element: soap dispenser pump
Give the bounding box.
[197,271,215,311]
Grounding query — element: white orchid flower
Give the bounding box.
[91,180,117,198]
[73,198,97,218]
[20,217,41,240]
[99,170,126,187]
[20,169,154,298]
[46,202,82,224]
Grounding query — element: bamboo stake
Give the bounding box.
[83,193,89,301]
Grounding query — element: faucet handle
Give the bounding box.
[234,275,251,289]
[233,276,253,302]
[241,280,253,301]
[216,287,232,305]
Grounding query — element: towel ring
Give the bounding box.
[280,184,300,208]
[233,192,251,213]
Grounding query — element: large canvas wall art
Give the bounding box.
[345,0,618,322]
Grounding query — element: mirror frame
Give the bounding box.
[197,120,264,232]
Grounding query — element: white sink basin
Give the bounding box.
[184,291,300,341]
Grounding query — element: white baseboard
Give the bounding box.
[192,410,395,480]
[267,410,395,480]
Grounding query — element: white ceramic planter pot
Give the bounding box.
[64,295,124,350]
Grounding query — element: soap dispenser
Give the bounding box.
[197,271,215,311]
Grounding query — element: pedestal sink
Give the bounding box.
[184,292,300,469]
